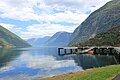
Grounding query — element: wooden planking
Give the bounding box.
[58,47,78,49]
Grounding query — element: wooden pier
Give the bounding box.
[58,47,120,64]
[58,47,78,55]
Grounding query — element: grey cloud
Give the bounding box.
[0,0,31,7]
[43,0,85,8]
[42,0,111,13]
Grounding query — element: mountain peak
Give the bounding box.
[45,31,72,46]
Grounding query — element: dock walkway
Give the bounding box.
[58,47,120,64]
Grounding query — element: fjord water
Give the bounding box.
[0,47,117,80]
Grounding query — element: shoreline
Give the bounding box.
[40,65,120,80]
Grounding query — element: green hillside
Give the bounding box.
[81,25,120,46]
[69,0,120,46]
[0,25,30,47]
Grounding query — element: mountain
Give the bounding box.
[69,0,120,46]
[45,31,72,46]
[81,25,120,46]
[0,25,30,47]
[27,36,50,46]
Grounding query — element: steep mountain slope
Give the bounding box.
[45,31,72,46]
[81,25,120,46]
[69,0,120,46]
[0,25,30,47]
[27,36,50,46]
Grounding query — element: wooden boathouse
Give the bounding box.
[58,47,120,64]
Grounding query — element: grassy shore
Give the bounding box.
[40,65,120,80]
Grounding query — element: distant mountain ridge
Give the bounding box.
[27,31,72,47]
[27,36,50,46]
[69,0,120,46]
[45,31,72,46]
[0,25,30,47]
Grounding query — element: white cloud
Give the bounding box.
[0,0,111,39]
[0,0,111,22]
[45,11,88,24]
[0,1,88,24]
[0,0,39,21]
[21,23,78,39]
[0,23,22,33]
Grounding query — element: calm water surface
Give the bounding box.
[0,47,117,80]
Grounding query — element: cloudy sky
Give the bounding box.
[0,0,111,39]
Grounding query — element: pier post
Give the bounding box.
[100,48,105,55]
[102,48,104,54]
[64,49,67,54]
[94,48,97,54]
[75,49,78,53]
[103,48,108,55]
[95,48,100,55]
[58,48,61,55]
[70,49,73,54]
[99,48,102,54]
[109,48,113,55]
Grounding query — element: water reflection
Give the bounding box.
[0,47,81,80]
[0,47,118,80]
[56,54,117,69]
[0,48,23,68]
[72,54,117,69]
